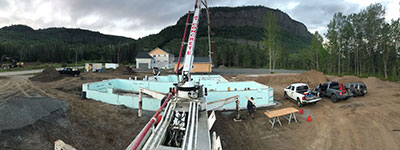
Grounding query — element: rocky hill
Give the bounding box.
[138,6,312,57]
[178,6,311,39]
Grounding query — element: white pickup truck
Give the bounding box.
[284,83,321,107]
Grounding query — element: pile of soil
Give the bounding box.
[0,96,68,131]
[234,70,327,88]
[114,66,135,75]
[30,67,62,82]
[363,77,389,91]
[298,70,328,87]
[336,76,363,84]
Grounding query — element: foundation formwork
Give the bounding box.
[82,75,275,111]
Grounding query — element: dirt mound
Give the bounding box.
[362,77,384,91]
[236,70,327,88]
[335,76,363,84]
[30,67,62,82]
[0,96,68,131]
[298,70,327,87]
[114,66,135,75]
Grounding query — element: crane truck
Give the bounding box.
[126,0,231,149]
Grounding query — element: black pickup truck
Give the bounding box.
[316,81,350,102]
[58,68,80,77]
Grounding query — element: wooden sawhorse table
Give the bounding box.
[264,107,299,128]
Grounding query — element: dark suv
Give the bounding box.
[345,82,367,97]
[316,82,350,102]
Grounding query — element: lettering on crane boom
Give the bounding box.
[183,4,200,72]
[186,16,198,56]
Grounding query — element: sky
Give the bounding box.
[0,0,398,39]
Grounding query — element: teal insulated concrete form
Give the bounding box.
[82,75,275,111]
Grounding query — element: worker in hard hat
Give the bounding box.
[245,96,256,119]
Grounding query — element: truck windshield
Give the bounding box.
[296,85,309,93]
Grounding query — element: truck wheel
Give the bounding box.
[284,92,288,99]
[297,98,302,107]
[331,94,337,103]
[361,89,367,96]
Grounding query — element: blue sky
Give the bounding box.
[0,0,398,39]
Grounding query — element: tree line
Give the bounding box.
[314,3,398,79]
[0,25,140,64]
[263,3,400,80]
[0,42,141,64]
[0,3,398,81]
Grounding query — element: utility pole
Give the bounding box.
[118,44,120,65]
[75,49,77,70]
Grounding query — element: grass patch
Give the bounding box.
[0,62,85,72]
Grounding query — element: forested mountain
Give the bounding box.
[0,25,131,44]
[0,6,312,68]
[0,25,136,63]
[138,6,312,67]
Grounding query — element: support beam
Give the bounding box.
[138,88,167,117]
[138,88,143,117]
[207,95,239,110]
[140,88,166,100]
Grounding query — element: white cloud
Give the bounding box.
[0,0,398,39]
[287,2,300,10]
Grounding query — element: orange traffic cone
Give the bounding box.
[299,109,303,115]
[307,116,312,122]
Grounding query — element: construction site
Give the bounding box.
[1,0,400,150]
[0,68,399,150]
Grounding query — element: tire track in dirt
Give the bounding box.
[16,79,31,97]
[309,100,341,150]
[0,79,21,101]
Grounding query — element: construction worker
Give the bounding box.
[245,96,256,119]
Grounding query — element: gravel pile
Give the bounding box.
[0,96,68,131]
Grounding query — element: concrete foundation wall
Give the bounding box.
[82,75,275,111]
